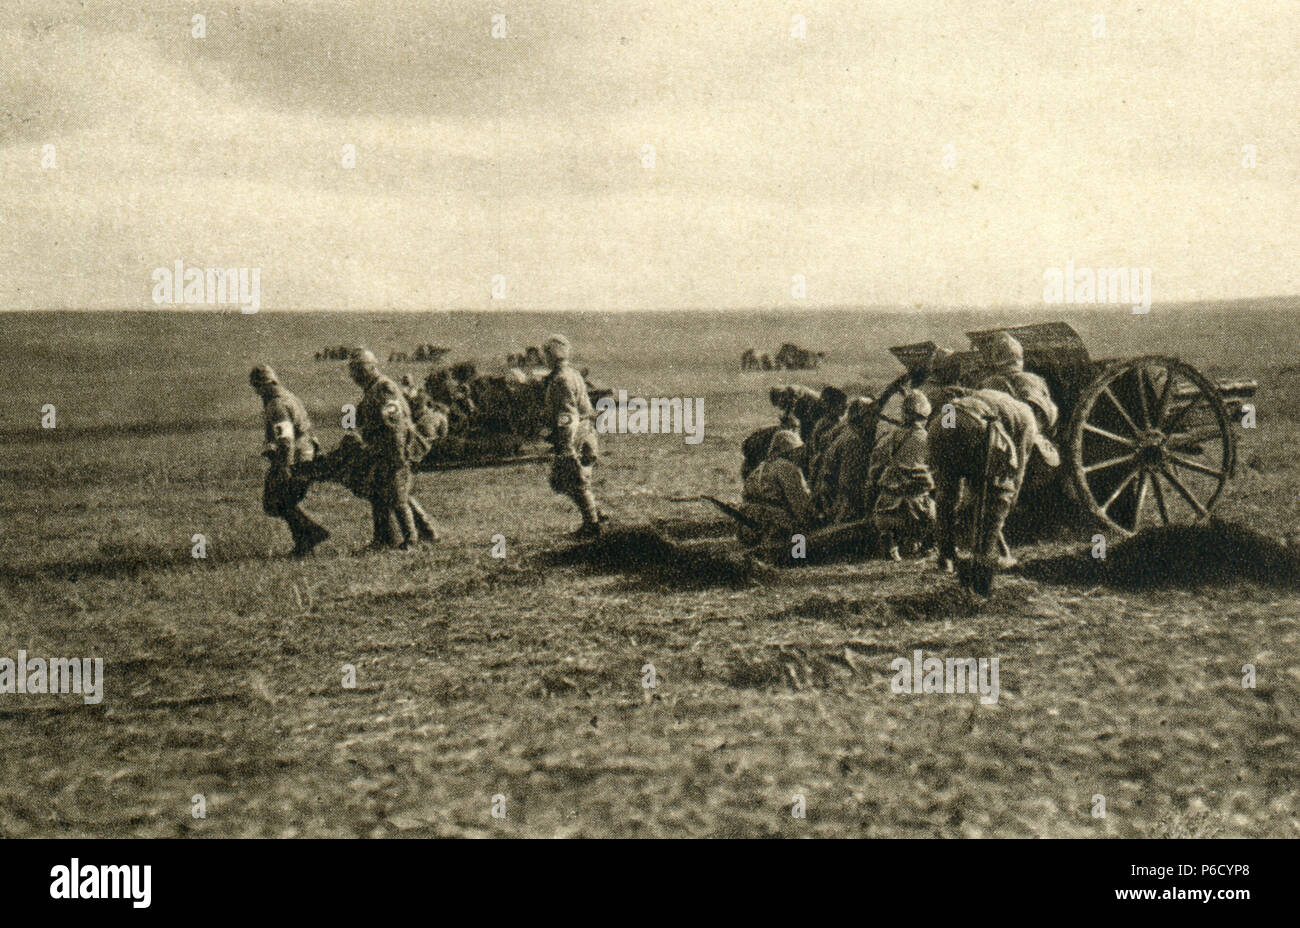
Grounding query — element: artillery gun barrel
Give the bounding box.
[1172,377,1257,418]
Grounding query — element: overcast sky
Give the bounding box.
[1,0,1296,310]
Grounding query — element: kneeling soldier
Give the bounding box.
[739,429,815,548]
[871,391,936,560]
[250,364,329,556]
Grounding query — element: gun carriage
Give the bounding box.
[880,322,1257,536]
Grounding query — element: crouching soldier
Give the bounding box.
[811,395,876,524]
[249,364,330,556]
[349,349,440,549]
[543,334,604,538]
[739,429,815,548]
[927,366,1059,584]
[871,391,936,560]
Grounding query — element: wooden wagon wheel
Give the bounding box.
[1068,356,1235,537]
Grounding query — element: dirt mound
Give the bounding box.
[546,526,766,588]
[1022,521,1300,590]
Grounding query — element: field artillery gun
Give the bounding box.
[881,322,1258,536]
[415,366,613,471]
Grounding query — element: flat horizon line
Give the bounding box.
[2,295,1298,315]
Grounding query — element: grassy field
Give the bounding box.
[1,304,1299,838]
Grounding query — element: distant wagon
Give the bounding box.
[879,322,1257,536]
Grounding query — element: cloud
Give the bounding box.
[1,0,1298,309]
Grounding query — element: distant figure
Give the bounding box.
[249,364,329,556]
[543,334,603,538]
[871,391,936,561]
[740,348,759,371]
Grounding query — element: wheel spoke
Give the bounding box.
[1150,470,1171,524]
[1100,467,1140,513]
[1160,465,1209,517]
[1136,366,1152,428]
[1102,386,1142,436]
[1083,423,1137,448]
[1131,469,1150,531]
[1162,391,1204,436]
[1167,453,1224,480]
[1166,424,1223,452]
[1155,367,1176,423]
[1083,452,1138,474]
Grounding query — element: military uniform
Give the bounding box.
[810,400,875,524]
[871,420,937,558]
[253,368,329,555]
[543,341,601,534]
[739,430,815,547]
[352,354,439,548]
[928,387,1044,570]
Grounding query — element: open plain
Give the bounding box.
[2,304,1298,837]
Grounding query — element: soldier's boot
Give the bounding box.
[975,495,1018,570]
[408,495,440,542]
[933,488,958,573]
[571,489,602,538]
[369,501,397,548]
[287,509,330,556]
[882,532,902,562]
[394,503,420,550]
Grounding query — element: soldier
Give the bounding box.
[401,374,449,447]
[543,334,604,538]
[249,364,330,556]
[871,391,937,560]
[348,349,440,549]
[739,429,815,548]
[807,386,848,465]
[811,395,876,524]
[927,365,1059,581]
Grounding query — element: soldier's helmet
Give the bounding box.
[986,331,1025,373]
[1010,371,1059,430]
[249,363,278,389]
[766,428,804,459]
[348,348,379,381]
[543,334,571,361]
[902,390,932,422]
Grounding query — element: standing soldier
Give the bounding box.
[249,364,330,556]
[543,334,604,538]
[348,349,440,549]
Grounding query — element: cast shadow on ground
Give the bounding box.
[1016,521,1300,591]
[539,526,770,590]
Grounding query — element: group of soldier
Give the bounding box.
[738,331,1059,586]
[252,328,1056,589]
[251,335,604,556]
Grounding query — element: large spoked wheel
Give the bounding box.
[1068,356,1235,537]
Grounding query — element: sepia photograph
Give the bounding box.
[0,0,1293,897]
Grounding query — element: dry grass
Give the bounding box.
[1,308,1298,837]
